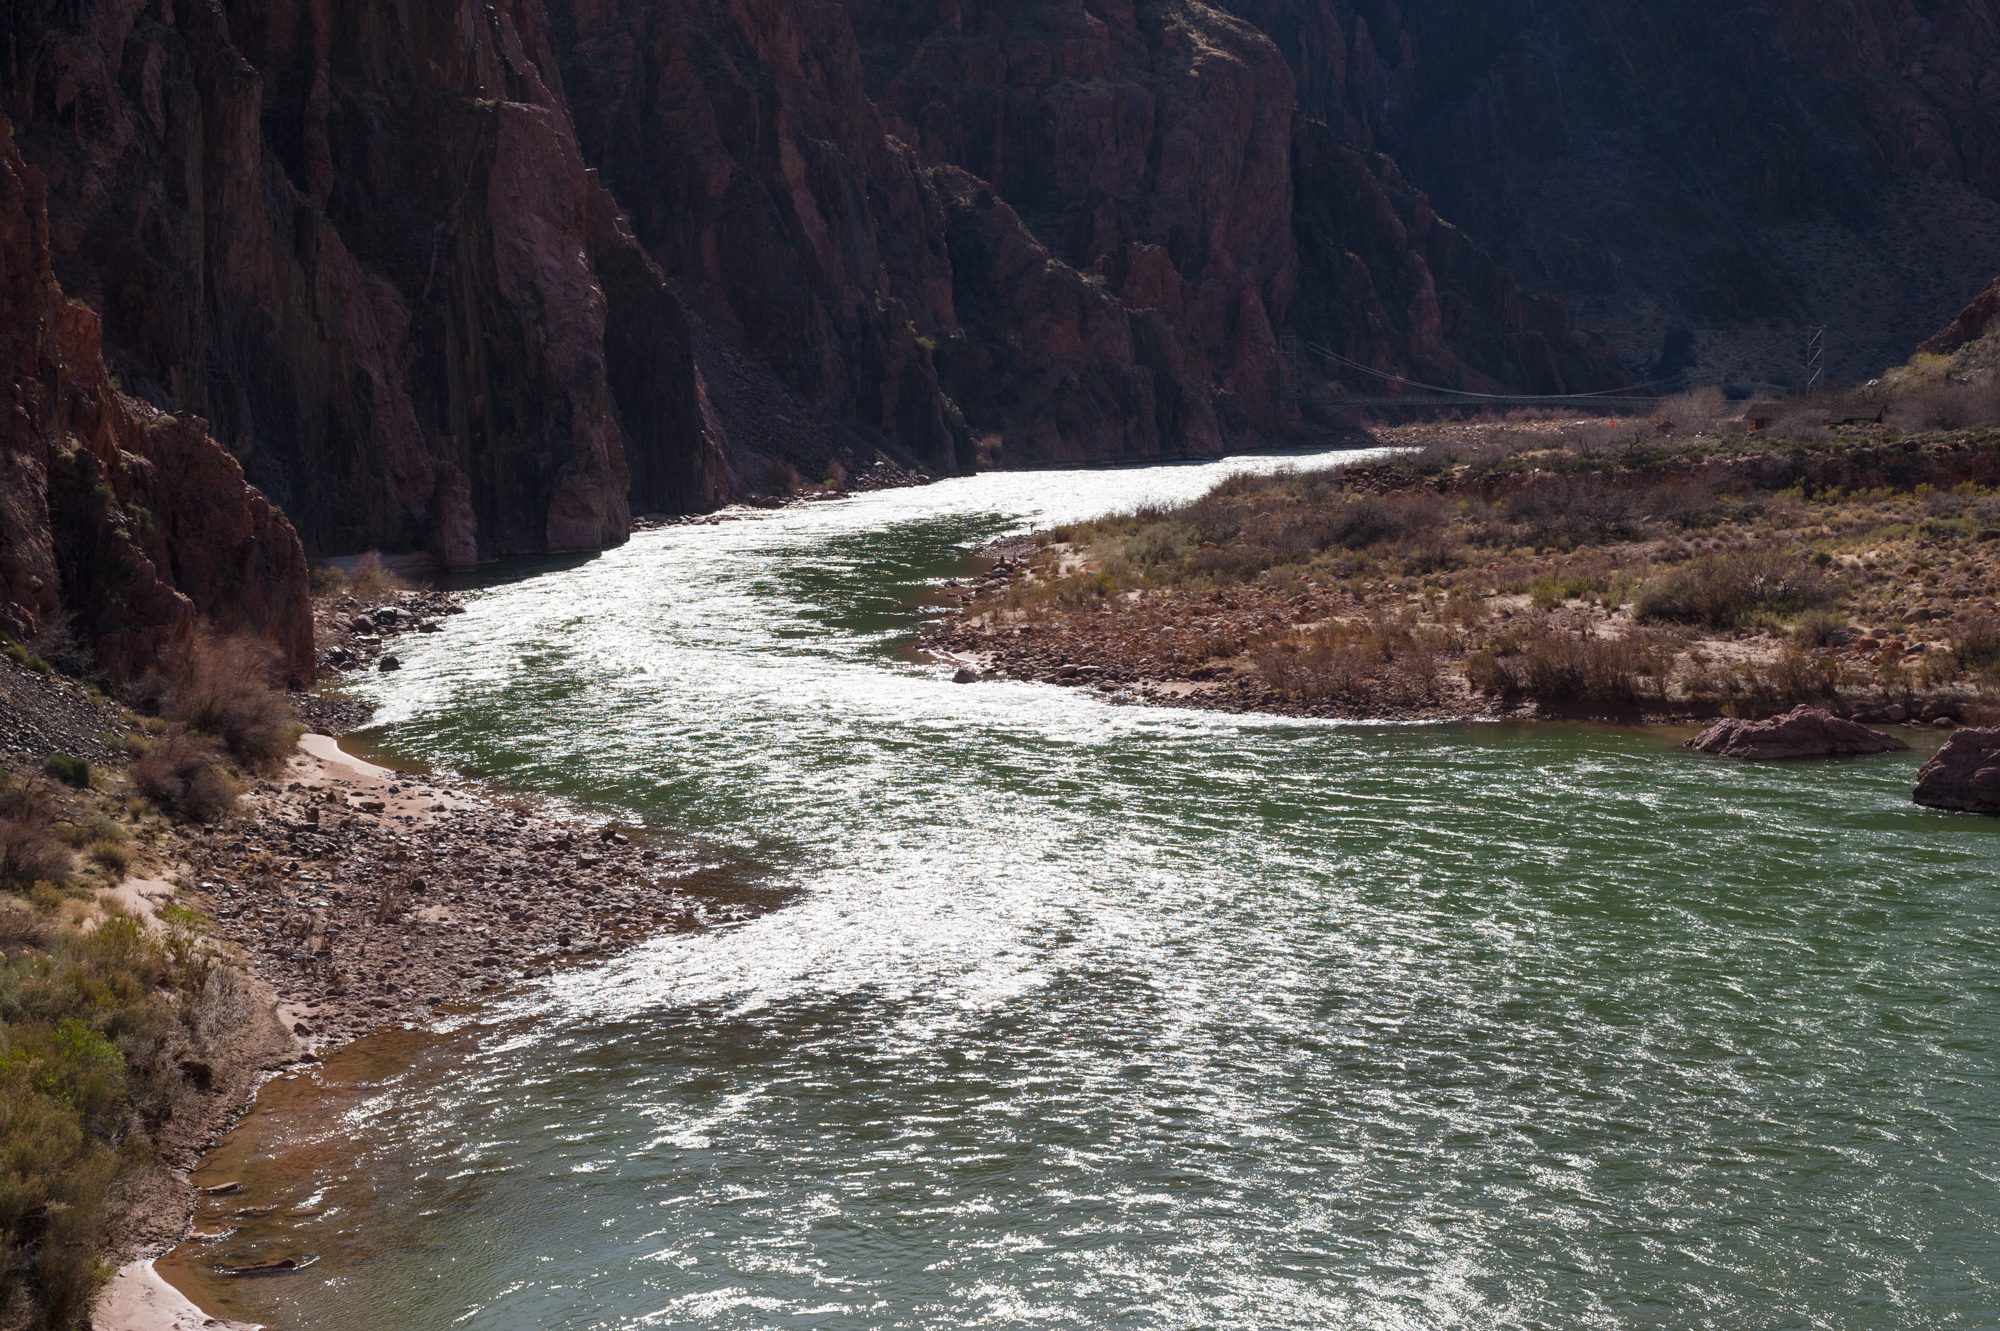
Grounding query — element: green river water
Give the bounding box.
[165,451,2000,1330]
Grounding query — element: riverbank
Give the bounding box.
[926,418,2000,729]
[106,458,2000,1331]
[101,724,746,1330]
[50,578,766,1329]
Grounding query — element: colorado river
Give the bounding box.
[166,450,2000,1329]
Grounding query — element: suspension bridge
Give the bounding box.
[1279,337,1685,414]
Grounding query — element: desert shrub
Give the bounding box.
[1632,549,1831,628]
[1255,636,1378,703]
[1888,379,2000,432]
[1640,475,1727,528]
[1953,616,2000,673]
[1322,496,1418,550]
[1653,386,1729,433]
[1500,473,1638,549]
[0,779,72,894]
[38,756,90,791]
[1528,572,1611,612]
[0,912,208,1328]
[1,642,51,676]
[1253,618,1450,709]
[1394,532,1464,575]
[54,816,120,854]
[1409,426,1555,477]
[345,550,409,601]
[85,840,130,875]
[154,633,298,769]
[1761,645,1846,702]
[1469,620,1677,704]
[1121,522,1194,573]
[1791,609,1851,649]
[130,731,237,823]
[24,615,90,678]
[1768,412,1833,441]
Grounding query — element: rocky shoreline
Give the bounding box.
[91,581,786,1329]
[925,424,2000,735]
[101,727,776,1330]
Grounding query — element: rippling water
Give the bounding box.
[166,452,2000,1330]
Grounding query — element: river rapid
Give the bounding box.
[165,449,2000,1330]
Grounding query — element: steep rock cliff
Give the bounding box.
[1227,0,2000,385]
[6,0,1622,582]
[0,117,312,685]
[6,0,715,564]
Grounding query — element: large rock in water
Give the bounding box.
[1685,706,1909,761]
[1913,728,2000,814]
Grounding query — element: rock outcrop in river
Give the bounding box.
[1685,707,1909,762]
[1914,728,2000,814]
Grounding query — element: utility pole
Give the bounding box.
[1805,326,1827,393]
[1278,334,1301,408]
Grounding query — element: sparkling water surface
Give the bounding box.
[166,450,2000,1330]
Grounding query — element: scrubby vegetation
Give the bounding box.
[127,630,298,823]
[940,411,2000,722]
[0,758,226,1330]
[311,550,409,603]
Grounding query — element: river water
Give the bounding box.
[165,451,2000,1330]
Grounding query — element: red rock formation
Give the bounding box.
[0,117,312,684]
[1919,278,2000,358]
[1686,706,1908,761]
[5,0,713,563]
[1914,728,2000,814]
[4,0,1640,599]
[848,0,1301,438]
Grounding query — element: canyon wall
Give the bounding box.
[6,0,1612,589]
[12,0,1994,679]
[1227,0,2000,386]
[0,117,312,685]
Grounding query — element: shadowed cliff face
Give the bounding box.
[1226,0,2000,387]
[8,0,1995,679]
[3,0,1619,592]
[5,0,719,564]
[0,118,312,685]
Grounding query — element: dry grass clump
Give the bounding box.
[1632,549,1831,628]
[1465,619,1678,704]
[142,631,299,773]
[0,777,73,894]
[1254,617,1452,708]
[130,731,237,824]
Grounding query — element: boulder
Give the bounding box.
[1685,706,1909,761]
[1913,728,2000,814]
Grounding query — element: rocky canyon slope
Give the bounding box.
[7,0,2000,681]
[1229,0,2000,386]
[0,117,312,685]
[3,0,1614,578]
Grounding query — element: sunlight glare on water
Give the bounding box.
[170,450,2000,1331]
